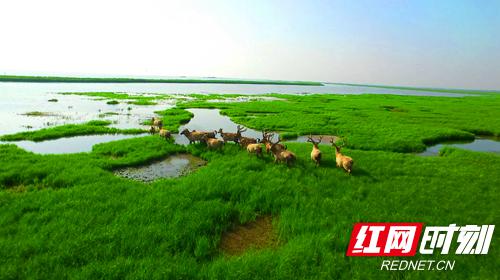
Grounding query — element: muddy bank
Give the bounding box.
[219,215,278,256]
[114,154,207,182]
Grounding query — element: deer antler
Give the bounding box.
[331,137,348,149]
[330,138,338,148]
[308,134,322,145]
[271,136,281,145]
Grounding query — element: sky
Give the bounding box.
[1,0,499,89]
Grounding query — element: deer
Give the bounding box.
[218,125,245,143]
[269,138,296,166]
[239,136,259,148]
[149,126,159,135]
[246,143,262,157]
[199,130,217,139]
[180,129,206,144]
[151,117,163,128]
[201,135,224,150]
[330,138,353,174]
[261,131,286,154]
[159,128,171,140]
[307,135,323,166]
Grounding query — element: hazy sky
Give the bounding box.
[1,0,499,89]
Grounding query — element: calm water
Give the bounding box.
[173,109,263,145]
[418,138,500,156]
[0,81,471,96]
[0,134,145,154]
[0,87,175,136]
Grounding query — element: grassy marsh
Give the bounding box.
[0,120,145,142]
[0,136,498,279]
[180,93,500,152]
[0,92,499,279]
[61,92,164,105]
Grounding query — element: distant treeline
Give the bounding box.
[0,75,323,86]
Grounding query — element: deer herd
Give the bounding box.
[150,118,353,174]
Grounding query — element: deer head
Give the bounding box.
[330,137,346,152]
[237,125,247,135]
[261,131,272,143]
[307,135,323,147]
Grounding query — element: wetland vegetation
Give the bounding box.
[0,91,498,279]
[180,93,500,152]
[0,120,145,142]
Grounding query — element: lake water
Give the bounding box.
[418,138,500,156]
[0,81,471,96]
[0,134,146,154]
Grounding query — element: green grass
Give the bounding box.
[0,120,145,142]
[142,107,194,133]
[179,93,500,152]
[21,111,58,117]
[0,135,498,279]
[129,100,157,105]
[61,92,162,106]
[0,93,499,279]
[98,112,120,118]
[0,75,323,86]
[279,132,300,140]
[187,93,244,100]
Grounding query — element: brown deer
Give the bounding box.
[330,138,353,174]
[149,126,159,135]
[307,135,323,166]
[201,135,224,150]
[159,128,171,140]
[261,132,286,153]
[151,117,163,128]
[180,129,206,144]
[239,136,258,148]
[200,130,217,139]
[270,138,296,166]
[246,143,262,157]
[219,125,245,143]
